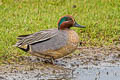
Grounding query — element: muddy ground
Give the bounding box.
[0,46,120,80]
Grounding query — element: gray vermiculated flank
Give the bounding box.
[30,29,68,53]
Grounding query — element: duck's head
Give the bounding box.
[58,15,85,30]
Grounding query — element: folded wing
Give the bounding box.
[15,29,58,47]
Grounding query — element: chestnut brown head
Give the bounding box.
[58,15,85,30]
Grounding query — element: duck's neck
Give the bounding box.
[58,27,70,30]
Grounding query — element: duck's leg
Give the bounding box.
[44,56,55,64]
[50,57,55,64]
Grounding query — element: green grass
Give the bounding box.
[0,0,120,64]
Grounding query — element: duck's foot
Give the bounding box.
[44,57,55,64]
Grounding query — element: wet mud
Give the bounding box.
[0,46,120,80]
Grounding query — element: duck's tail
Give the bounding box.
[13,40,30,52]
[14,34,32,46]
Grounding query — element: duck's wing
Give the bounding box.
[15,29,58,47]
[17,34,33,40]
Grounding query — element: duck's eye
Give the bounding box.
[66,17,73,21]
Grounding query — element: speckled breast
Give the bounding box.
[60,29,80,57]
[66,29,80,50]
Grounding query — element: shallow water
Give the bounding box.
[73,66,120,80]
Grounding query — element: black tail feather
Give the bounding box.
[18,45,30,52]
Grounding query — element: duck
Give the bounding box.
[15,15,85,63]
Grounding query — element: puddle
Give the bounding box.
[72,66,120,80]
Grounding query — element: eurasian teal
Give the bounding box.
[15,15,85,63]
